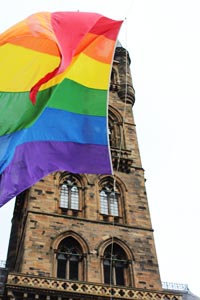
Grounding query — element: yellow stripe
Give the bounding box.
[41,53,111,90]
[66,53,111,89]
[0,43,59,91]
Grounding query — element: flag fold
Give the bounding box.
[0,11,123,207]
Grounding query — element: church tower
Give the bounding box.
[1,47,182,300]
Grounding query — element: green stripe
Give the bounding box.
[0,78,107,136]
[0,88,54,135]
[47,78,107,116]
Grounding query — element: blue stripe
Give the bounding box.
[0,107,108,173]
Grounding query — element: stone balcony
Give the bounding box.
[4,273,183,300]
[111,148,134,173]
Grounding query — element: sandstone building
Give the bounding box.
[0,46,194,300]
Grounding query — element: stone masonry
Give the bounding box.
[5,47,163,298]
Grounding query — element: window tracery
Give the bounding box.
[99,177,126,223]
[110,65,120,91]
[103,243,128,286]
[60,178,79,210]
[109,107,125,149]
[56,237,84,281]
[108,106,133,173]
[100,181,119,217]
[58,173,84,215]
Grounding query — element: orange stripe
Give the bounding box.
[0,12,59,56]
[0,20,30,46]
[8,36,60,56]
[75,32,115,64]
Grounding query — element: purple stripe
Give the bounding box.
[0,141,112,207]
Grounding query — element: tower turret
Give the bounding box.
[1,46,183,300]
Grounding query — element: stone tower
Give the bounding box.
[1,47,182,300]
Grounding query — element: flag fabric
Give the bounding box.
[0,11,123,207]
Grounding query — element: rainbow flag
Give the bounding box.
[0,12,123,207]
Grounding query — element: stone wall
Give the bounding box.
[5,47,162,292]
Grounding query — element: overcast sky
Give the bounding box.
[0,0,200,296]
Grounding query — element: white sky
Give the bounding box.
[0,0,200,296]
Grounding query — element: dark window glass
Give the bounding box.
[56,237,82,281]
[69,258,79,280]
[109,110,125,149]
[104,260,112,284]
[103,243,127,286]
[57,254,67,279]
[115,261,125,285]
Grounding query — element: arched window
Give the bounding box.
[60,175,79,210]
[100,188,119,216]
[100,179,120,217]
[110,66,120,91]
[56,237,83,280]
[109,107,125,149]
[103,243,129,286]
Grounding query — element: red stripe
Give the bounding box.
[89,17,123,40]
[30,66,59,104]
[30,12,103,103]
[51,12,103,72]
[30,12,122,103]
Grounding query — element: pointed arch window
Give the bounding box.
[109,108,125,149]
[100,189,119,216]
[56,237,83,280]
[60,176,79,210]
[103,243,129,286]
[100,180,119,217]
[110,66,120,91]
